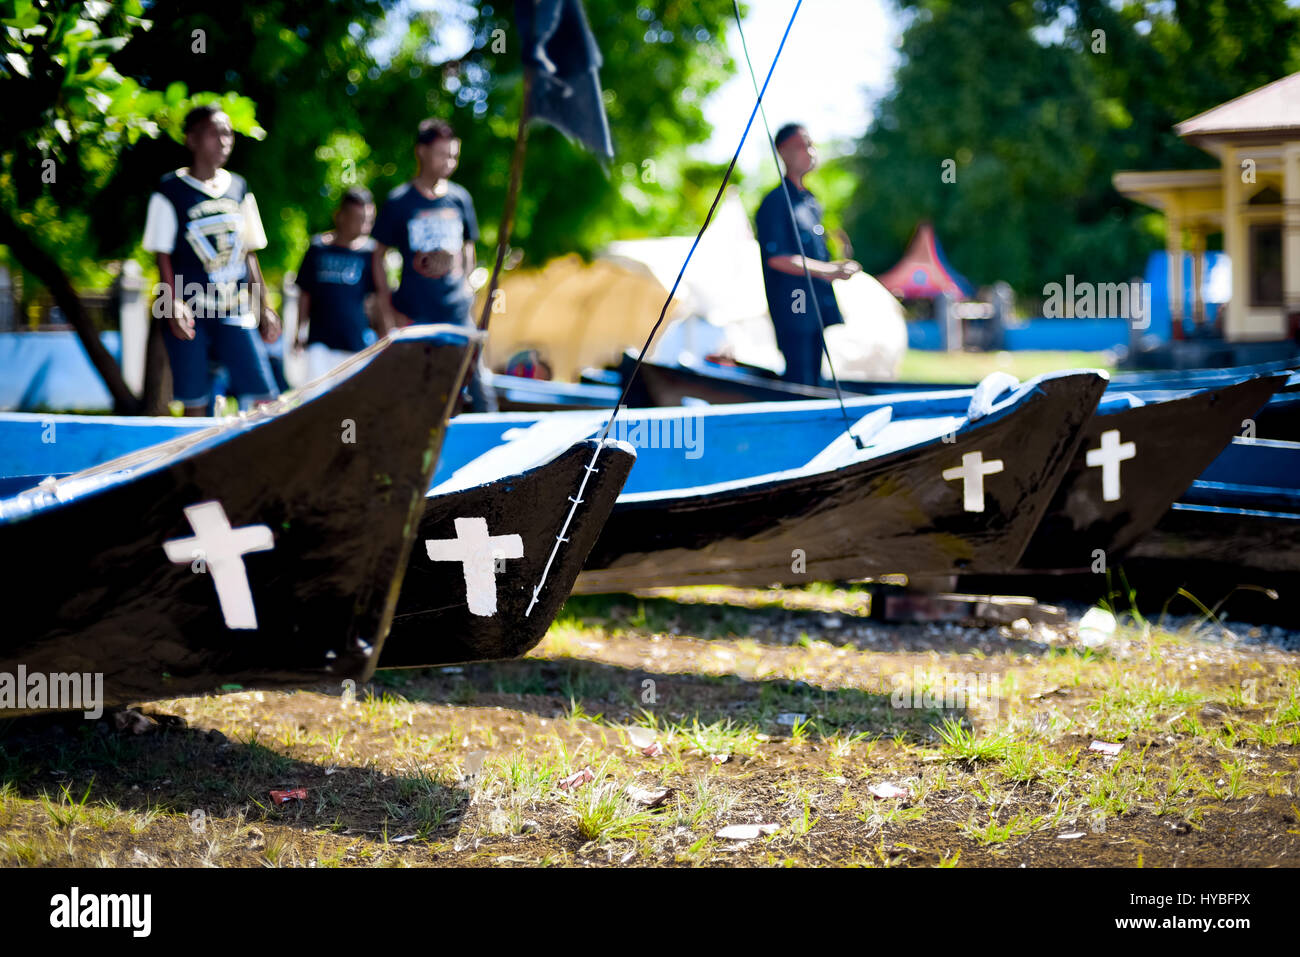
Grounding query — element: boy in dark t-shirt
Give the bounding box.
[295,188,377,379]
[372,117,495,411]
[143,104,280,414]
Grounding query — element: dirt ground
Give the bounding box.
[2,584,1298,867]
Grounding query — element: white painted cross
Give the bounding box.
[942,451,1005,512]
[1085,429,1136,502]
[426,516,524,617]
[163,501,274,629]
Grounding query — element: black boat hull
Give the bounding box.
[1128,503,1300,574]
[627,354,835,407]
[379,439,635,668]
[0,329,473,711]
[1016,375,1286,570]
[573,373,1107,592]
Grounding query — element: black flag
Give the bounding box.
[515,0,615,160]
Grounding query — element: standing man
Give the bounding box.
[143,103,281,415]
[756,124,862,386]
[372,118,495,411]
[295,187,378,380]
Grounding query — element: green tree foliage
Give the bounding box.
[101,0,738,281]
[93,0,391,282]
[845,0,1300,301]
[1,0,742,408]
[1059,0,1300,171]
[0,1,264,286]
[0,0,263,410]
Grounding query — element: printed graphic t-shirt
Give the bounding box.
[371,181,479,323]
[142,168,268,326]
[756,178,844,332]
[295,235,377,352]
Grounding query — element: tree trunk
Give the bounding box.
[141,312,173,415]
[0,206,143,414]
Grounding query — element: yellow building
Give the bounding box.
[1114,71,1300,343]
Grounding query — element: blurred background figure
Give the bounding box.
[294,188,378,381]
[372,118,496,411]
[756,123,862,386]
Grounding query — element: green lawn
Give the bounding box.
[898,350,1116,384]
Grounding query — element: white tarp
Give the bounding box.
[601,190,907,381]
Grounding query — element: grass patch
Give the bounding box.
[935,718,1015,763]
[568,782,661,843]
[898,350,1115,383]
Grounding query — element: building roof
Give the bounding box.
[876,223,974,300]
[1110,169,1224,227]
[1175,71,1300,148]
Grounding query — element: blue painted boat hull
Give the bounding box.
[962,434,1300,621]
[624,355,1300,441]
[1132,436,1300,574]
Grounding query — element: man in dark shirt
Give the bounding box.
[372,118,495,411]
[295,188,377,379]
[755,124,862,386]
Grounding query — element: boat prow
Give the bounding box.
[567,369,1107,592]
[0,326,476,711]
[380,437,636,667]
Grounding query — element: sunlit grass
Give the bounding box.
[897,349,1115,383]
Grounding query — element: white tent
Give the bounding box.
[601,189,907,380]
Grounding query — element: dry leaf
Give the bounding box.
[869,782,909,800]
[269,788,307,803]
[113,710,156,735]
[625,784,674,808]
[558,767,595,790]
[716,823,779,840]
[463,750,487,779]
[626,727,656,750]
[641,741,664,757]
[1089,740,1123,756]
[1057,832,1086,839]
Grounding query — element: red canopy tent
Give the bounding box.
[876,223,974,299]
